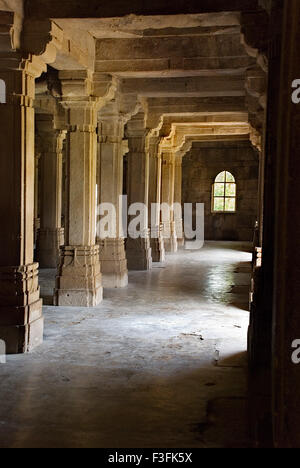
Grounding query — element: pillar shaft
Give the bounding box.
[161,151,178,253]
[34,152,40,247]
[97,115,128,287]
[55,72,102,306]
[36,116,65,268]
[0,66,43,353]
[174,154,184,246]
[148,136,165,262]
[68,110,97,246]
[125,113,152,270]
[247,2,283,447]
[272,0,300,447]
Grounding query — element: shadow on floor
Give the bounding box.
[0,361,249,448]
[0,241,252,448]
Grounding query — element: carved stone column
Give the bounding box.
[147,135,165,262]
[161,151,178,253]
[36,115,65,268]
[34,151,41,248]
[174,153,184,247]
[0,63,44,353]
[97,111,128,288]
[54,71,102,307]
[272,0,300,448]
[243,0,282,448]
[246,67,267,247]
[125,112,152,270]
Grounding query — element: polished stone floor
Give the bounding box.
[0,241,251,448]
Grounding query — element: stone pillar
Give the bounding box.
[54,71,102,307]
[147,135,165,262]
[34,151,41,247]
[174,153,184,247]
[272,0,300,448]
[247,65,267,248]
[245,1,282,448]
[125,112,152,270]
[36,115,65,268]
[97,113,128,288]
[161,151,178,253]
[249,129,264,246]
[0,65,43,353]
[246,2,283,448]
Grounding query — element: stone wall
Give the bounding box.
[182,140,259,241]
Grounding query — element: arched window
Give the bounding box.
[212,171,236,212]
[0,79,6,103]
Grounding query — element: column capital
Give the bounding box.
[22,19,63,62]
[250,126,262,153]
[59,70,118,110]
[36,116,67,152]
[98,113,125,143]
[121,139,129,157]
[175,153,184,165]
[59,71,119,131]
[161,151,175,165]
[59,70,94,98]
[37,129,67,154]
[146,134,161,160]
[125,113,148,141]
[0,16,64,79]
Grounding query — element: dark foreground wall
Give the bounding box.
[182,140,259,241]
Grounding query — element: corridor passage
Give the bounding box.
[0,242,251,448]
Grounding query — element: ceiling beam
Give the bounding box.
[120,75,246,97]
[95,34,255,75]
[25,1,260,19]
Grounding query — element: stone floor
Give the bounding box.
[0,241,252,448]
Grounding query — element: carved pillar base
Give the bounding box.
[99,239,128,288]
[0,263,43,354]
[150,225,165,262]
[164,238,178,253]
[177,238,185,247]
[37,228,64,268]
[163,222,178,253]
[54,245,102,307]
[126,236,152,271]
[150,238,166,263]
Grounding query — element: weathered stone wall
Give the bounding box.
[182,140,259,241]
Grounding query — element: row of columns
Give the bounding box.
[0,63,186,353]
[34,106,186,276]
[34,107,186,270]
[35,107,183,270]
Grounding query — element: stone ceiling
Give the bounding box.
[22,0,267,147]
[55,12,241,39]
[25,0,260,19]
